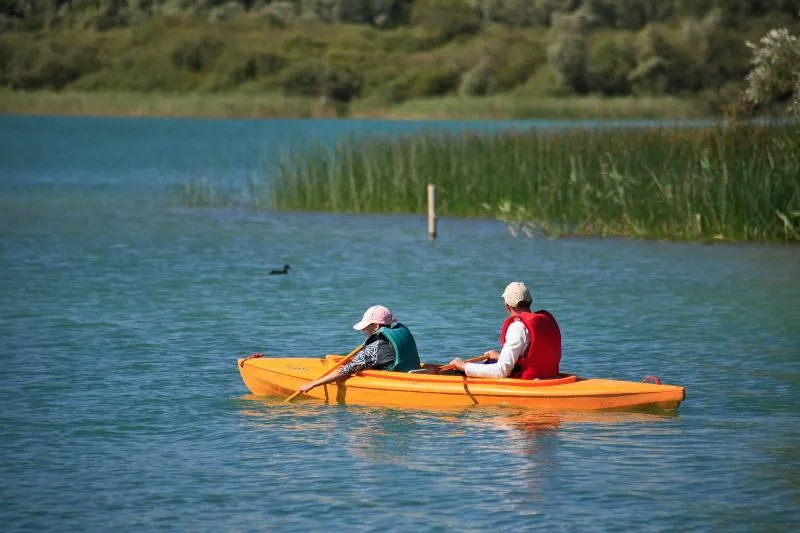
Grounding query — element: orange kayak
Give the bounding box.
[238,355,685,410]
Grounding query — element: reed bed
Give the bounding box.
[268,125,800,242]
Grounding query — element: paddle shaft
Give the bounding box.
[437,354,491,373]
[284,344,364,403]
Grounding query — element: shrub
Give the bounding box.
[5,41,100,90]
[459,36,545,96]
[587,34,635,95]
[629,23,690,95]
[200,50,286,90]
[591,0,675,30]
[278,58,327,96]
[470,0,559,27]
[745,26,800,116]
[326,67,363,101]
[255,1,297,27]
[385,64,459,102]
[546,10,589,93]
[170,36,224,72]
[514,63,569,96]
[410,0,483,42]
[207,1,245,22]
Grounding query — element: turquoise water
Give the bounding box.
[1,116,799,531]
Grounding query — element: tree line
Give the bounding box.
[1,0,798,115]
[3,1,799,30]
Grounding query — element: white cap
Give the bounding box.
[502,282,532,307]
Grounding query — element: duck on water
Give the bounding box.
[270,264,290,275]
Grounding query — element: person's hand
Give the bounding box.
[483,350,500,361]
[448,358,465,371]
[298,382,315,393]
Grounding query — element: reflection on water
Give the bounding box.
[237,395,678,466]
[232,395,690,528]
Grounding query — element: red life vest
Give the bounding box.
[500,310,561,380]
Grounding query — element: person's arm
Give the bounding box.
[463,322,529,378]
[298,368,349,392]
[298,342,381,393]
[447,350,498,371]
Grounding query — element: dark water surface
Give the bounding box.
[1,116,798,532]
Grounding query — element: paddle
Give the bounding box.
[436,354,492,373]
[284,344,364,403]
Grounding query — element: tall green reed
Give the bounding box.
[267,125,800,243]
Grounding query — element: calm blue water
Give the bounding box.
[1,115,798,532]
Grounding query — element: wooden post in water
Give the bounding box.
[427,184,437,240]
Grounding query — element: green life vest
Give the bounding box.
[375,323,421,372]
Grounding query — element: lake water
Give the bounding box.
[1,115,798,531]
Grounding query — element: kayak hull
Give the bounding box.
[237,356,685,410]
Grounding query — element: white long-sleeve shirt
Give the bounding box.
[464,321,529,378]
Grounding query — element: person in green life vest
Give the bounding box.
[298,305,421,393]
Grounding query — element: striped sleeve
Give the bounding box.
[339,342,380,375]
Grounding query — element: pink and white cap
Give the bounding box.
[353,305,394,330]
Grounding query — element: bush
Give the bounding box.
[628,55,668,95]
[279,32,329,56]
[588,0,675,30]
[587,34,635,95]
[702,81,751,119]
[302,0,411,27]
[629,23,691,95]
[203,50,287,90]
[384,64,460,102]
[170,36,225,72]
[5,41,100,90]
[410,0,483,42]
[243,52,286,78]
[514,63,569,96]
[207,1,245,22]
[0,14,24,32]
[547,10,588,93]
[471,0,559,27]
[458,40,540,96]
[321,53,364,101]
[70,0,132,31]
[745,26,800,116]
[279,58,327,96]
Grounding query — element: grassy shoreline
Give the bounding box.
[351,95,707,120]
[0,90,322,119]
[0,90,710,120]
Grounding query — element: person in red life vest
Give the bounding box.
[448,282,561,379]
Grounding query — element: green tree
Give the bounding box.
[546,8,589,92]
